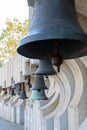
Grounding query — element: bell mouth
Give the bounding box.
[17,37,87,60]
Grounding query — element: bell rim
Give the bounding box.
[29,97,48,100]
[19,96,28,99]
[35,71,57,75]
[17,33,87,60]
[31,87,48,90]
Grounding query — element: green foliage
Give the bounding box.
[0,18,28,63]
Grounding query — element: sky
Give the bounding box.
[0,0,28,34]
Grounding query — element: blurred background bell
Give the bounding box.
[35,59,57,75]
[10,88,15,96]
[29,90,48,100]
[15,84,21,96]
[19,83,28,100]
[10,80,16,96]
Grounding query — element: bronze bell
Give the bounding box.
[19,83,28,100]
[29,90,48,100]
[31,75,48,91]
[15,84,21,96]
[4,88,7,95]
[10,80,16,96]
[10,88,15,96]
[17,0,87,62]
[35,59,57,75]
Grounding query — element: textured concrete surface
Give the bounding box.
[0,118,24,130]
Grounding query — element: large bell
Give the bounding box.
[19,83,28,99]
[31,75,48,91]
[35,59,57,75]
[29,90,48,100]
[17,0,87,62]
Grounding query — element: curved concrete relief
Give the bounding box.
[78,118,87,130]
[78,13,87,33]
[39,77,60,119]
[66,60,83,107]
[40,69,71,120]
[80,56,87,68]
[66,59,83,130]
[40,93,57,108]
[42,95,60,118]
[75,59,87,125]
[66,59,87,130]
[46,77,56,97]
[75,0,87,17]
[39,59,87,130]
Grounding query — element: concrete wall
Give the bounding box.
[0,0,87,130]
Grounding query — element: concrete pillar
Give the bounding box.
[5,96,18,121]
[16,99,26,124]
[0,95,10,118]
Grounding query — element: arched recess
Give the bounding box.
[39,63,72,120]
[38,58,87,130]
[66,59,87,130]
[75,0,87,18]
[39,70,71,130]
[66,59,83,108]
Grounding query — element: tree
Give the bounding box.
[0,18,28,63]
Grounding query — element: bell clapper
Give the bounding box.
[37,89,41,92]
[52,55,63,72]
[52,43,63,72]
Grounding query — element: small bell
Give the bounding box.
[35,59,57,75]
[10,80,16,96]
[10,88,15,96]
[4,88,7,95]
[15,84,21,96]
[29,90,48,100]
[19,83,28,100]
[31,75,48,91]
[12,80,16,88]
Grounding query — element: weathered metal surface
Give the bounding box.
[28,0,87,18]
[17,0,87,60]
[31,75,47,90]
[35,60,56,75]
